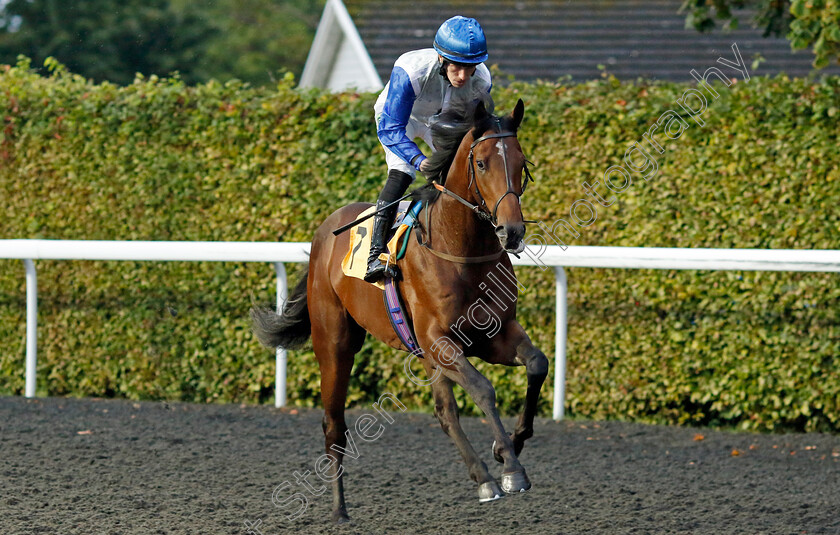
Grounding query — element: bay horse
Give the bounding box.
[251,99,548,523]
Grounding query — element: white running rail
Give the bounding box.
[1,240,310,408]
[2,239,840,419]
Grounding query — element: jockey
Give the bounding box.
[364,15,494,283]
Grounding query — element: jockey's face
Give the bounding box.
[441,57,477,88]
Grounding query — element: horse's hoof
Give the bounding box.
[501,470,531,494]
[477,480,504,503]
[491,440,504,464]
[332,509,351,524]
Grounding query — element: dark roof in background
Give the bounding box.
[344,0,840,82]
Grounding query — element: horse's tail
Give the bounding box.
[250,268,311,350]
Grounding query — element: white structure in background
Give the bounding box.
[300,0,383,92]
[5,239,840,420]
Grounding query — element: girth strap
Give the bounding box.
[383,277,420,352]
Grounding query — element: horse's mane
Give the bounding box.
[411,102,515,206]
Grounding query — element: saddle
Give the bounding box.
[341,200,422,352]
[340,200,421,289]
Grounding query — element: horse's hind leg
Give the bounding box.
[312,300,365,523]
[425,367,504,502]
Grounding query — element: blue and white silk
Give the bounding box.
[374,49,492,175]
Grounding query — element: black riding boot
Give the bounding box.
[364,199,400,282]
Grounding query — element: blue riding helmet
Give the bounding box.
[433,16,488,64]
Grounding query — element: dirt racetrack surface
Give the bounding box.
[1,396,839,535]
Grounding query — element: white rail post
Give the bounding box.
[274,262,288,408]
[553,266,567,420]
[23,259,37,398]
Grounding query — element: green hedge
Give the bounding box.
[2,57,839,432]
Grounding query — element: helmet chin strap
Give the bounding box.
[438,61,448,79]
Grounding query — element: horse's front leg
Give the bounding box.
[485,321,548,462]
[421,360,504,502]
[419,329,531,495]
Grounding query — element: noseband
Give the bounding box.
[432,118,534,227]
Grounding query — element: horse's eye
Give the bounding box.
[476,160,486,171]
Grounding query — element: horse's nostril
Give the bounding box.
[496,223,525,252]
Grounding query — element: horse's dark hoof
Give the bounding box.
[501,470,531,494]
[478,480,504,503]
[332,509,351,524]
[491,440,504,464]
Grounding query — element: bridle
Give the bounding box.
[415,116,536,263]
[432,118,534,227]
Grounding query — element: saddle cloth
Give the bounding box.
[340,200,420,290]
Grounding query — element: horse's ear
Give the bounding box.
[510,99,525,131]
[474,100,488,122]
